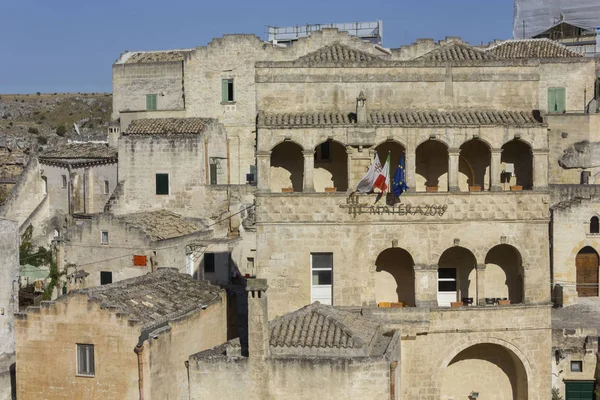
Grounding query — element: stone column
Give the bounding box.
[256,151,271,192]
[532,150,549,190]
[406,143,417,192]
[490,148,503,192]
[448,148,461,193]
[346,146,353,192]
[522,263,531,304]
[476,264,486,306]
[414,264,438,307]
[303,150,315,192]
[246,279,270,359]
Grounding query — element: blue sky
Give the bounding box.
[0,0,513,94]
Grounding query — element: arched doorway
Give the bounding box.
[416,140,448,192]
[485,244,524,304]
[270,142,303,192]
[459,139,491,191]
[576,246,599,297]
[438,247,477,306]
[441,343,528,400]
[501,140,533,190]
[375,248,415,306]
[314,140,348,192]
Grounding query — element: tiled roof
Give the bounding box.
[269,302,380,350]
[40,143,117,160]
[258,110,543,127]
[296,43,379,64]
[415,42,496,61]
[73,269,222,330]
[124,118,208,135]
[117,49,193,64]
[117,210,201,241]
[485,39,583,59]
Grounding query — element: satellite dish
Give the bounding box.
[73,123,81,136]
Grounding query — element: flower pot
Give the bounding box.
[378,302,391,308]
[485,298,496,305]
[281,187,293,193]
[390,302,404,308]
[451,301,464,307]
[426,186,439,192]
[324,187,337,193]
[510,185,523,191]
[469,185,481,192]
[498,299,511,305]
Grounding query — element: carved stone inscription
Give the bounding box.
[340,194,448,218]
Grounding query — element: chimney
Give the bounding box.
[246,278,269,359]
[107,123,121,148]
[356,91,367,125]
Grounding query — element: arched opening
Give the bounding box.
[375,248,415,306]
[441,343,528,400]
[41,176,47,194]
[375,141,406,184]
[270,142,303,192]
[485,244,524,304]
[459,139,490,192]
[576,246,599,297]
[416,140,448,192]
[438,247,477,306]
[590,216,599,234]
[313,140,348,192]
[501,140,533,190]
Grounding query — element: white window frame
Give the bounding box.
[76,344,95,377]
[571,360,583,372]
[103,180,110,195]
[100,231,109,245]
[310,253,333,305]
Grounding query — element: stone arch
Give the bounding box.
[416,139,449,192]
[590,216,599,234]
[576,246,599,297]
[459,139,491,192]
[375,247,415,306]
[374,140,406,186]
[501,139,533,190]
[438,247,477,305]
[270,141,304,192]
[268,139,304,152]
[485,244,524,304]
[439,337,532,400]
[313,140,348,192]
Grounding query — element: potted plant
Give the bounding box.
[390,302,404,308]
[324,187,337,193]
[378,302,391,308]
[510,185,523,191]
[498,299,511,305]
[426,186,438,192]
[281,187,293,193]
[469,185,481,192]
[450,301,463,307]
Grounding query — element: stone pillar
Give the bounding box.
[522,263,531,304]
[448,148,461,193]
[532,150,549,190]
[490,148,503,192]
[406,143,417,192]
[346,146,353,192]
[256,151,271,191]
[476,264,486,306]
[246,279,270,359]
[414,264,438,307]
[303,150,315,192]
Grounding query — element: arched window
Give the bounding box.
[591,216,599,234]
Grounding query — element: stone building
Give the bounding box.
[15,268,226,400]
[0,218,18,400]
[0,143,25,205]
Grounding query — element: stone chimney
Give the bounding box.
[246,278,269,359]
[107,122,121,148]
[356,91,367,125]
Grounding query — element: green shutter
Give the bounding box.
[548,88,566,113]
[155,173,169,195]
[548,88,556,112]
[557,87,566,113]
[146,94,157,111]
[221,79,228,103]
[565,381,594,400]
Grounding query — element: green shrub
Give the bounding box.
[36,92,40,96]
[37,135,47,145]
[27,127,39,134]
[56,125,67,136]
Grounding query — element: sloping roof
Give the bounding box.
[40,143,117,160]
[269,302,380,350]
[415,42,496,62]
[258,110,543,128]
[485,38,583,59]
[116,49,193,64]
[72,269,222,330]
[116,210,201,241]
[295,43,379,65]
[124,118,209,135]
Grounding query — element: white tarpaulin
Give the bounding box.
[513,0,600,39]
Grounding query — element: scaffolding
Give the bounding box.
[267,21,383,46]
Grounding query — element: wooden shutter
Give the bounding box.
[576,252,599,297]
[556,88,566,112]
[221,79,228,103]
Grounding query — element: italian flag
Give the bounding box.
[373,153,390,192]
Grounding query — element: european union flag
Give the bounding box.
[392,153,408,197]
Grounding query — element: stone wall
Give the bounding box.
[0,218,18,400]
[551,328,598,397]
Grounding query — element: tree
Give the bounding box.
[56,125,67,136]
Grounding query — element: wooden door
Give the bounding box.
[576,252,599,297]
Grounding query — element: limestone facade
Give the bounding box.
[0,218,18,400]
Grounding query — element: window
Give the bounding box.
[62,175,67,188]
[221,79,234,103]
[311,253,333,305]
[155,173,169,195]
[100,271,112,285]
[146,94,157,111]
[204,253,215,273]
[591,217,599,234]
[100,231,109,244]
[210,162,218,185]
[317,142,331,161]
[570,360,583,372]
[53,228,60,238]
[76,344,95,377]
[548,87,566,113]
[42,176,47,194]
[103,180,110,194]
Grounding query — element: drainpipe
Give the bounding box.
[134,344,145,400]
[389,361,398,400]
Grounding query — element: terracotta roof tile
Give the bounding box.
[485,38,583,59]
[415,42,496,61]
[118,50,193,64]
[40,143,117,160]
[296,43,379,65]
[124,118,209,135]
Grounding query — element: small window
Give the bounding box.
[204,253,215,273]
[42,176,47,194]
[76,344,95,377]
[591,217,599,234]
[221,79,234,103]
[156,173,169,195]
[54,228,60,238]
[146,94,157,111]
[100,271,112,285]
[103,180,110,195]
[548,87,566,113]
[571,360,583,372]
[317,142,331,161]
[210,163,218,185]
[62,175,67,188]
[101,231,109,244]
